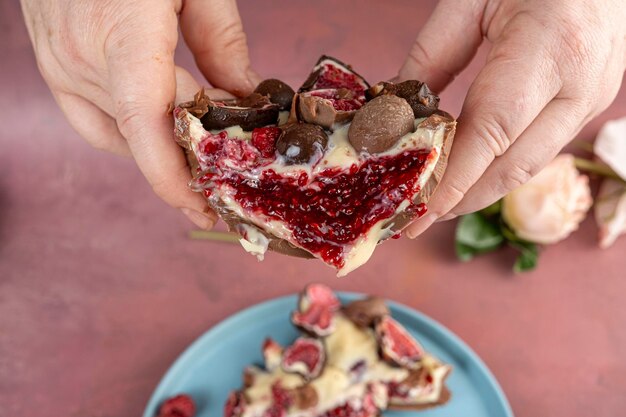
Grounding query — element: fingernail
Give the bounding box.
[405,213,438,239]
[181,207,216,230]
[437,213,457,222]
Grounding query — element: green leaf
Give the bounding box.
[455,212,505,262]
[455,241,476,262]
[510,241,539,273]
[479,200,502,217]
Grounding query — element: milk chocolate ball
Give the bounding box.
[276,123,328,164]
[348,95,414,154]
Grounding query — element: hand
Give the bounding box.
[21,0,260,230]
[399,0,626,238]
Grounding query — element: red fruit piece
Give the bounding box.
[300,56,369,96]
[262,382,292,417]
[318,384,385,417]
[271,382,293,409]
[252,127,281,158]
[158,394,195,417]
[281,337,325,380]
[291,284,340,336]
[262,338,283,371]
[224,391,247,417]
[375,316,424,369]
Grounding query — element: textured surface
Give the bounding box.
[1,1,626,416]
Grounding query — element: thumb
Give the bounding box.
[398,0,485,92]
[180,0,261,96]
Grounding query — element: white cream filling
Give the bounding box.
[237,224,270,260]
[278,110,290,125]
[220,125,253,140]
[325,316,408,382]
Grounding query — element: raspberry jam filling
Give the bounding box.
[193,131,430,269]
[317,398,378,417]
[313,64,366,95]
[248,383,380,417]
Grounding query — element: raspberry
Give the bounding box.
[157,394,195,417]
[251,127,281,158]
[224,391,246,417]
[270,382,293,409]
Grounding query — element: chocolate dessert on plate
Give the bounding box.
[224,284,452,417]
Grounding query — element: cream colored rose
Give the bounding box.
[594,116,626,248]
[502,154,592,244]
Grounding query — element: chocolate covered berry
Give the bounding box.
[276,123,328,164]
[254,79,296,110]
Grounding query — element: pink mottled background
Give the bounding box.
[1,1,626,416]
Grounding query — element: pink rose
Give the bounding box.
[593,116,626,248]
[502,154,592,244]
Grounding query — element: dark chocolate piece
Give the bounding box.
[231,93,273,108]
[254,79,296,110]
[367,81,439,118]
[276,123,328,164]
[342,297,390,327]
[200,94,279,131]
[178,88,211,118]
[348,95,414,154]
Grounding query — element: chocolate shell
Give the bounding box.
[299,55,370,93]
[387,366,452,410]
[296,88,360,129]
[201,93,280,131]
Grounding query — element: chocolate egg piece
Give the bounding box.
[201,93,279,131]
[276,123,328,164]
[254,79,296,110]
[393,80,439,118]
[348,95,414,154]
[366,80,439,118]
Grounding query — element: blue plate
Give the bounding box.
[143,293,513,417]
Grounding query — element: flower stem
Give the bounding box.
[571,140,595,153]
[574,158,625,182]
[188,230,240,243]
